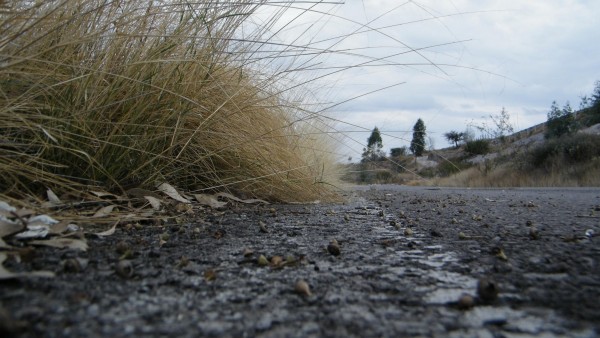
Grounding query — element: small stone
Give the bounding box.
[116,260,134,279]
[458,232,468,240]
[585,229,595,238]
[477,278,499,303]
[430,229,443,237]
[404,228,413,236]
[270,255,283,266]
[63,258,82,273]
[327,240,341,256]
[457,294,475,310]
[529,227,539,240]
[525,220,533,227]
[115,241,129,254]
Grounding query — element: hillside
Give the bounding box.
[342,115,600,187]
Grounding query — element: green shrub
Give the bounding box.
[528,133,600,168]
[465,139,490,155]
[390,147,408,157]
[436,160,470,177]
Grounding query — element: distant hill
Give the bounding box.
[342,111,600,187]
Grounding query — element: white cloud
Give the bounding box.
[254,1,600,156]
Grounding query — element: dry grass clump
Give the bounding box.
[1,0,340,203]
[429,159,600,188]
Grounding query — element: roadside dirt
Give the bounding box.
[1,186,599,337]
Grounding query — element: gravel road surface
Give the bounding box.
[1,186,599,337]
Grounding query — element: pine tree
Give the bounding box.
[409,119,426,156]
[361,127,385,162]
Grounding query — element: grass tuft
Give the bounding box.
[1,0,341,203]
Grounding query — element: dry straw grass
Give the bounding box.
[427,160,600,188]
[1,0,342,203]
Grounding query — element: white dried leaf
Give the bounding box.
[92,205,115,218]
[49,220,76,234]
[91,222,118,237]
[0,252,54,279]
[215,192,269,205]
[14,225,49,239]
[30,237,88,251]
[67,224,79,232]
[144,196,162,210]
[0,201,16,214]
[90,190,117,198]
[157,183,190,203]
[15,208,35,218]
[194,194,227,209]
[46,188,62,205]
[28,215,59,226]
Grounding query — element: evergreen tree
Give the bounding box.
[409,118,426,156]
[361,127,385,162]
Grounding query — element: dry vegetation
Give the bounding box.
[345,124,600,188]
[1,0,342,204]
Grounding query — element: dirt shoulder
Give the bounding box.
[2,186,599,337]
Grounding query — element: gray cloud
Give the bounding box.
[261,1,600,157]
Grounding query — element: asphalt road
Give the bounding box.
[1,186,599,337]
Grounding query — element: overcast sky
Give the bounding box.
[256,1,600,160]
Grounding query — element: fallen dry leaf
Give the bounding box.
[157,183,190,204]
[0,201,16,216]
[194,194,227,209]
[0,252,55,279]
[0,218,24,238]
[204,269,217,281]
[144,196,162,211]
[92,205,115,218]
[14,208,35,218]
[126,188,161,199]
[0,238,13,249]
[295,279,312,296]
[27,215,59,227]
[90,190,118,199]
[215,192,269,205]
[90,221,118,237]
[14,225,49,239]
[30,237,88,251]
[49,220,77,235]
[46,188,62,205]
